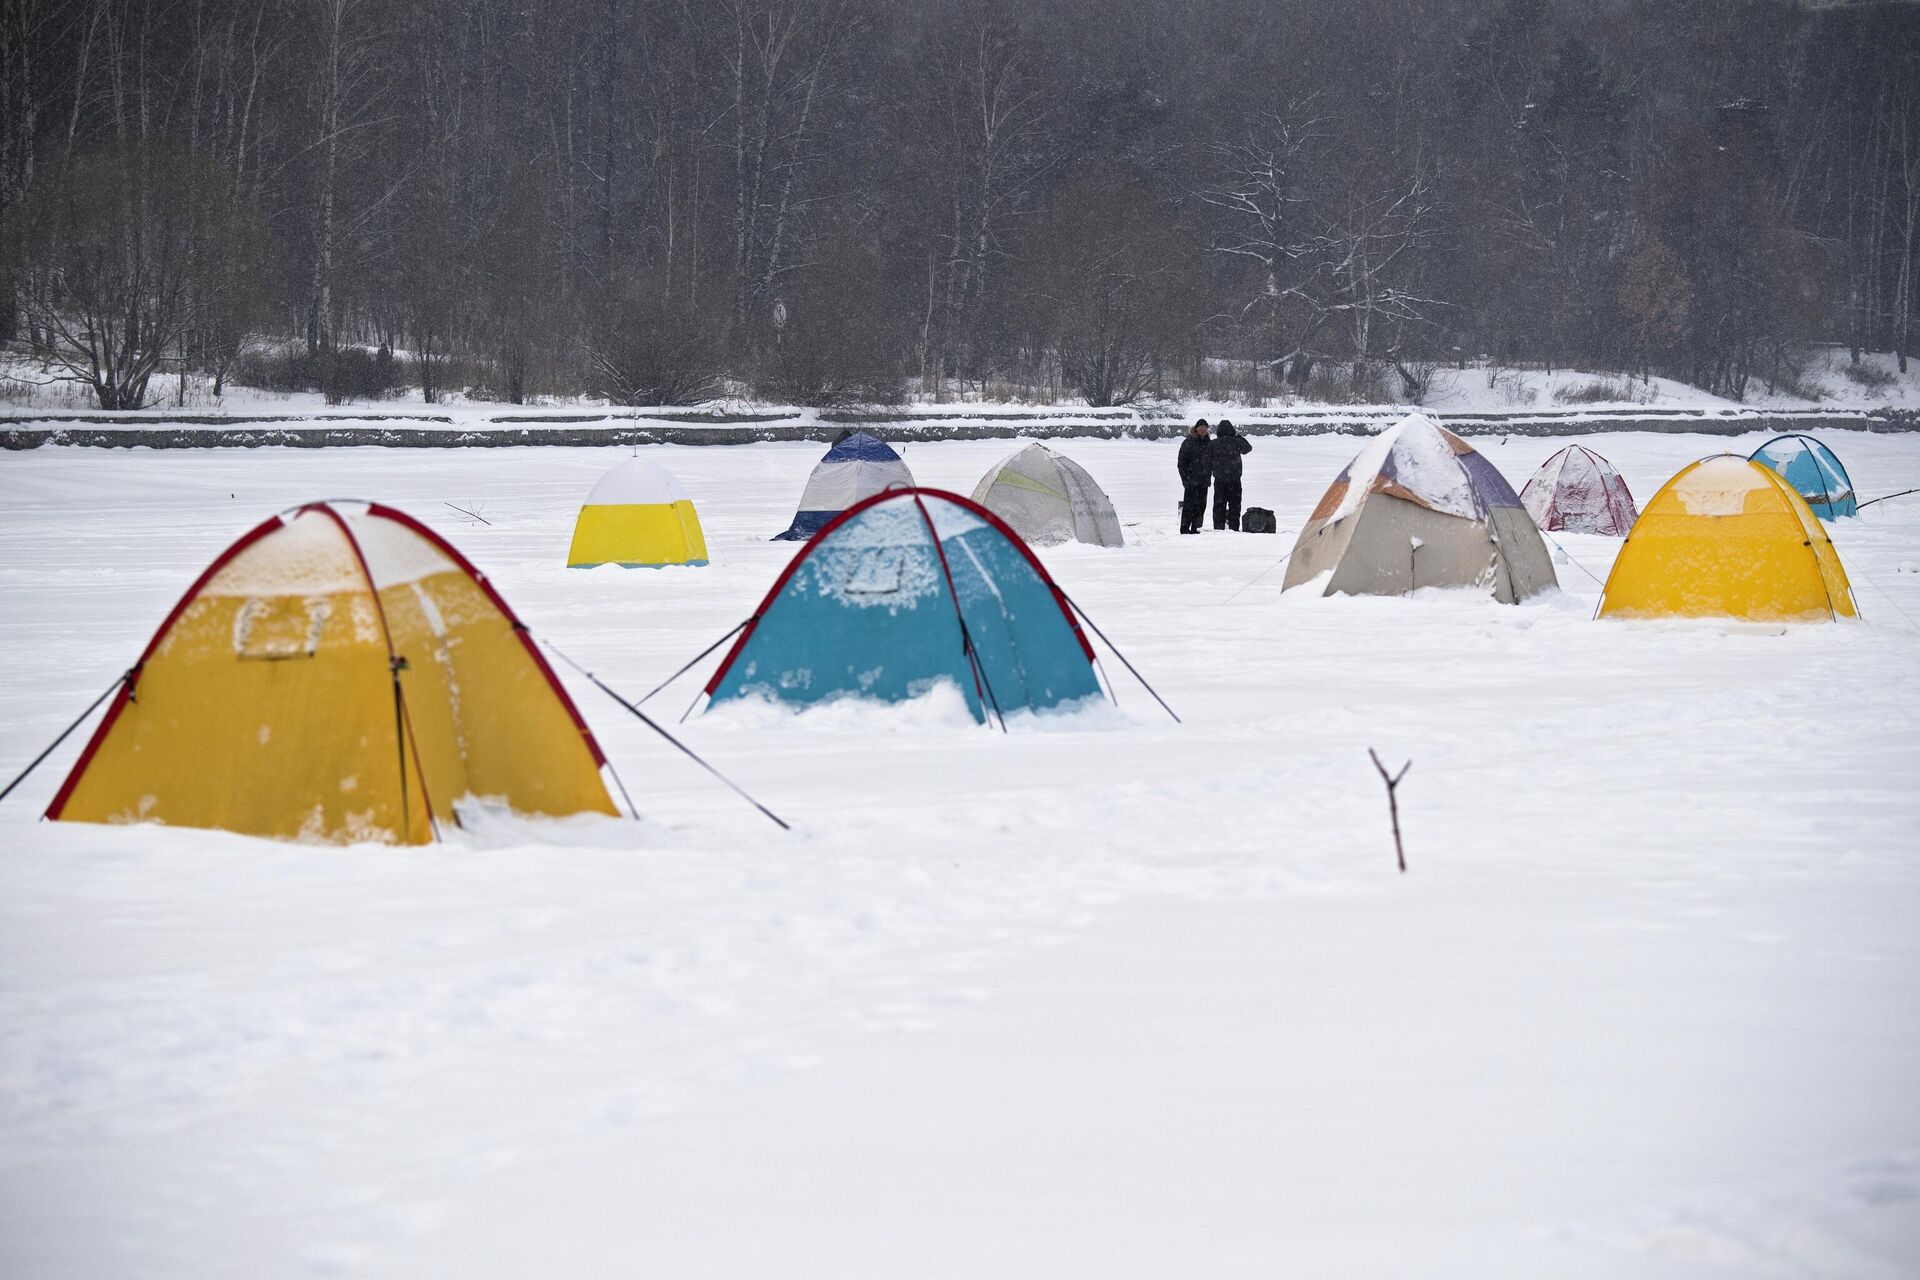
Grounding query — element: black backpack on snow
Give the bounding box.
[1242,507,1277,534]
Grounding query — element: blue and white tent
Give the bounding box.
[772,432,916,541]
[711,488,1103,724]
[1750,434,1857,519]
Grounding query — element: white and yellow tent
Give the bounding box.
[47,501,620,844]
[1597,455,1857,622]
[970,443,1124,547]
[567,459,708,568]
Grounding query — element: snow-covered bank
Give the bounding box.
[3,402,1915,451]
[2,433,1918,1277]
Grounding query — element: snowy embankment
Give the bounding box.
[4,349,1919,449]
[2,401,1910,452]
[2,433,1918,1278]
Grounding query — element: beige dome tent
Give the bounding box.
[1282,413,1556,603]
[970,443,1124,547]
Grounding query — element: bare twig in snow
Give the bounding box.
[1368,748,1412,874]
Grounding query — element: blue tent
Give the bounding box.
[710,489,1102,723]
[772,432,916,540]
[1750,434,1857,519]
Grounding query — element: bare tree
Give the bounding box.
[304,0,388,359]
[1011,169,1204,406]
[713,0,859,342]
[1196,99,1323,381]
[901,3,1060,386]
[4,141,217,408]
[1319,169,1443,388]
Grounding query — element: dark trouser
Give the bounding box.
[1180,482,1209,533]
[1213,479,1243,530]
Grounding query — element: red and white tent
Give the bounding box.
[1520,444,1639,536]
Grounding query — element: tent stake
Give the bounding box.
[540,639,790,831]
[1368,748,1412,874]
[0,671,131,807]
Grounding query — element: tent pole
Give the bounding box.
[0,671,131,807]
[906,491,1003,729]
[963,628,1009,732]
[1091,654,1120,708]
[603,758,641,821]
[389,661,414,840]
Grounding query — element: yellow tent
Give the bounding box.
[567,459,708,567]
[1598,455,1857,622]
[48,501,619,844]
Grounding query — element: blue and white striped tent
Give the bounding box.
[1750,434,1857,520]
[772,432,916,541]
[712,489,1103,724]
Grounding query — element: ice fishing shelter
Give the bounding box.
[1597,455,1857,622]
[970,443,1125,547]
[1749,434,1857,519]
[566,458,708,567]
[1282,412,1557,602]
[1520,444,1639,536]
[773,432,915,541]
[47,501,620,844]
[709,488,1102,723]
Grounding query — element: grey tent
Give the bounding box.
[969,443,1124,547]
[1282,413,1556,603]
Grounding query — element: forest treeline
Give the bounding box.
[1,0,1917,410]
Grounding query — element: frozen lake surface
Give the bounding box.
[3,432,1918,1278]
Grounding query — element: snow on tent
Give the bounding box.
[45,501,619,844]
[1598,455,1857,623]
[772,432,915,541]
[1520,443,1639,536]
[1750,434,1857,520]
[1281,412,1557,602]
[709,488,1102,724]
[969,442,1124,547]
[566,458,708,568]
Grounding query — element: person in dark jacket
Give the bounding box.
[1177,420,1212,533]
[1210,420,1252,530]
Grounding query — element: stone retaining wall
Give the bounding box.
[4,406,1913,450]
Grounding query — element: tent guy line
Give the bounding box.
[0,668,132,808]
[1859,486,1920,509]
[537,637,791,832]
[1220,544,1297,605]
[1537,529,1609,588]
[635,619,751,707]
[1047,585,1181,724]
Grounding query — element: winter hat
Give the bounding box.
[1218,421,1237,437]
[1192,419,1211,434]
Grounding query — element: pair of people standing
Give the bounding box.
[1177,419,1252,533]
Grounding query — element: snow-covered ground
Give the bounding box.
[6,345,1919,420]
[3,432,1918,1279]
